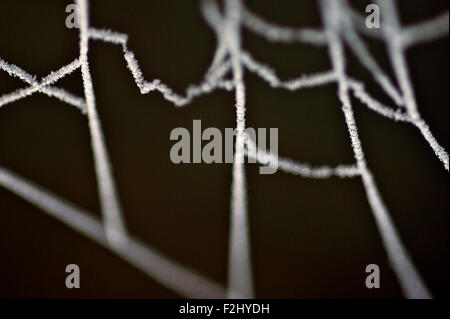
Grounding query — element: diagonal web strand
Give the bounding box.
[320,0,432,299]
[377,0,449,172]
[76,0,128,248]
[0,165,226,298]
[0,58,86,112]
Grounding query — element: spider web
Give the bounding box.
[0,0,448,299]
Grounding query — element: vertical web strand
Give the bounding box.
[76,0,128,248]
[320,0,432,299]
[225,0,254,299]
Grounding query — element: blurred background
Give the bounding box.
[0,0,448,298]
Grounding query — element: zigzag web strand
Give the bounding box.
[0,25,227,295]
[123,50,233,106]
[240,50,416,124]
[200,0,360,181]
[87,27,234,107]
[0,3,446,140]
[240,48,435,137]
[81,4,247,292]
[82,0,444,298]
[377,0,449,172]
[245,138,360,179]
[223,0,254,299]
[76,0,128,248]
[0,43,232,113]
[3,0,439,170]
[320,0,432,299]
[0,165,225,298]
[241,2,449,115]
[86,25,403,126]
[240,51,410,122]
[0,58,86,112]
[241,5,405,107]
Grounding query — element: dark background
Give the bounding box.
[0,0,448,298]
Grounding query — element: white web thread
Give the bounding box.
[77,0,128,249]
[0,58,86,112]
[376,0,449,172]
[224,0,253,299]
[0,166,225,298]
[321,0,431,299]
[0,0,448,298]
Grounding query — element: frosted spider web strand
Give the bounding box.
[0,165,226,299]
[344,2,450,172]
[347,6,449,48]
[0,58,35,83]
[245,138,360,178]
[320,0,432,299]
[242,7,327,45]
[1,2,446,163]
[0,58,86,112]
[88,28,129,46]
[87,24,234,106]
[0,27,233,112]
[0,57,81,95]
[200,0,230,80]
[0,0,447,299]
[348,5,449,47]
[339,1,404,107]
[0,30,226,295]
[240,5,447,171]
[240,51,410,122]
[347,79,410,122]
[242,3,449,123]
[240,47,430,134]
[241,6,405,107]
[377,0,449,172]
[401,12,449,48]
[223,0,254,299]
[40,58,81,86]
[87,4,245,297]
[123,50,233,106]
[200,3,255,298]
[241,51,336,90]
[76,0,128,248]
